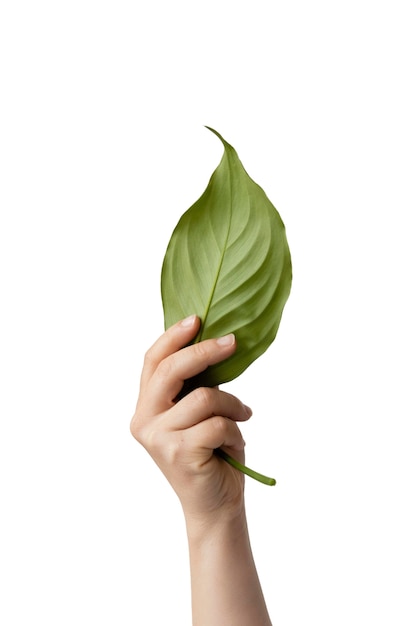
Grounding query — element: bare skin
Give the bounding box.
[130,315,273,626]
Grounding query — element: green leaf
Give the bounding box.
[161,127,292,390]
[160,128,292,486]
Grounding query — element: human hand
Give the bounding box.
[130,315,252,525]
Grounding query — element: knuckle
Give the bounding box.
[191,386,214,412]
[193,341,209,360]
[129,411,145,442]
[130,410,155,449]
[156,356,174,381]
[211,415,228,436]
[164,435,185,466]
[143,347,157,371]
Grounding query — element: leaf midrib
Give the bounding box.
[195,147,234,343]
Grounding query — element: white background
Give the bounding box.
[1,1,416,624]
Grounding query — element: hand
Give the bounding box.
[130,315,252,524]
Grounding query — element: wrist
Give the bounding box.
[184,500,248,547]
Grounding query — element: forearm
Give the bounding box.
[185,507,272,626]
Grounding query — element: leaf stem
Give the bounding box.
[215,448,276,486]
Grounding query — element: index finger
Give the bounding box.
[139,315,200,390]
[144,333,237,413]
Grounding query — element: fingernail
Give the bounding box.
[181,315,197,327]
[244,405,252,417]
[216,333,235,347]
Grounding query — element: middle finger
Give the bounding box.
[147,334,237,410]
[168,387,252,430]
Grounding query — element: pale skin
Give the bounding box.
[130,314,273,626]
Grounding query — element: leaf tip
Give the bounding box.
[204,125,230,149]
